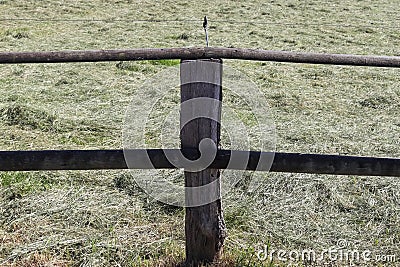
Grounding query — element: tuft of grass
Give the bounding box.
[4,28,30,39]
[267,93,303,111]
[358,95,392,109]
[0,104,58,132]
[177,33,189,40]
[115,61,157,73]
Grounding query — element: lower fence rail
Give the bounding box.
[0,149,399,176]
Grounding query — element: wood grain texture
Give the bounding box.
[180,59,226,265]
[1,47,400,67]
[1,149,400,177]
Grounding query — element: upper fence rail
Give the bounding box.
[1,47,400,67]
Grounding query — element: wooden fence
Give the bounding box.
[1,47,400,265]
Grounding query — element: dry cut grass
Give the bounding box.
[1,0,400,266]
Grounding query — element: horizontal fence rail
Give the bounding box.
[1,149,399,176]
[1,47,400,67]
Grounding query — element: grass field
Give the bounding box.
[1,0,400,266]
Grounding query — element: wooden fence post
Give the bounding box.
[180,59,226,265]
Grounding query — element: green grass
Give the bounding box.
[0,172,53,196]
[1,0,400,266]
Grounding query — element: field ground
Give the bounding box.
[1,0,400,266]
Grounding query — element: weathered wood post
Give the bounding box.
[180,59,226,265]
